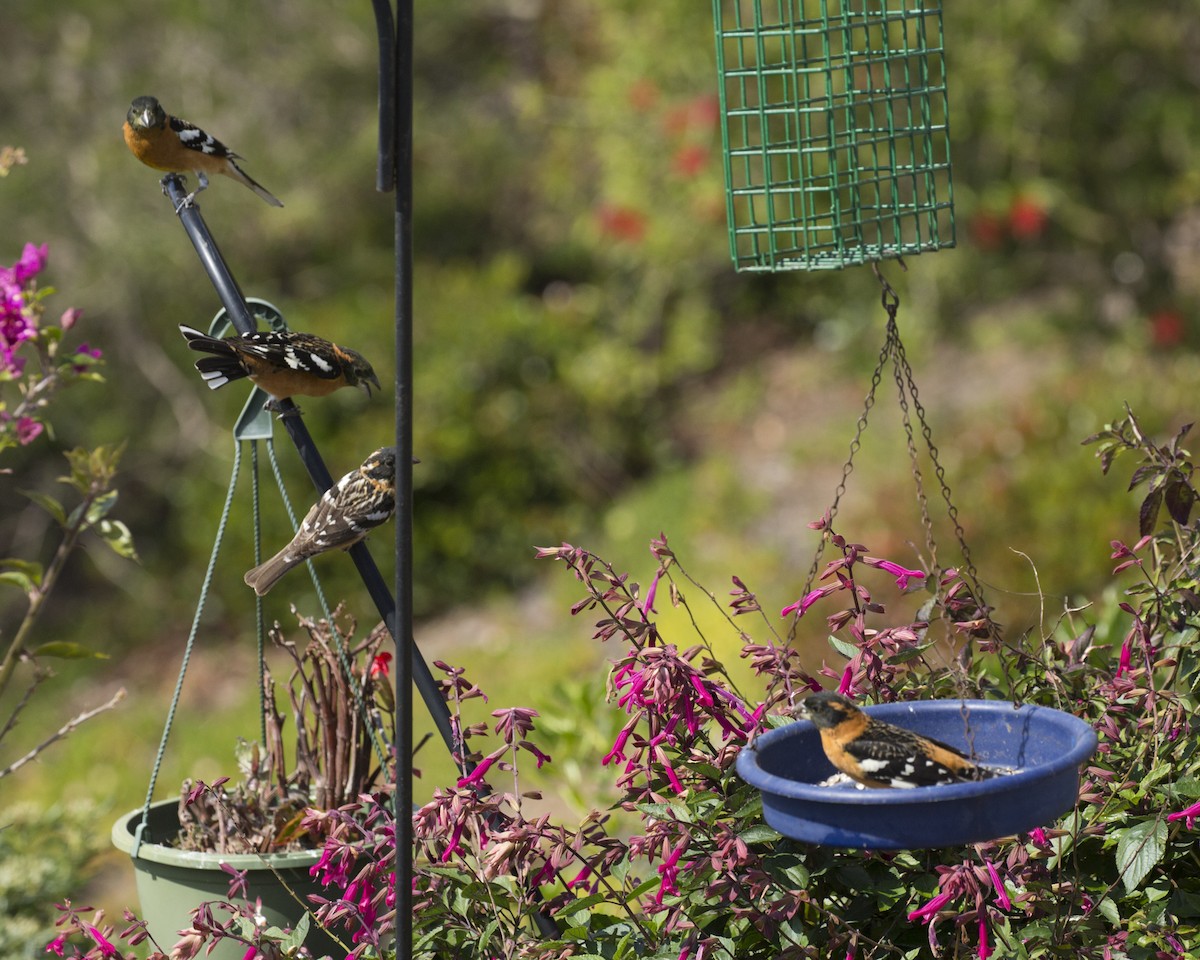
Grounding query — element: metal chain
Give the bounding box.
[789,331,893,645]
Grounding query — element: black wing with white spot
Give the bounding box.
[169,115,238,159]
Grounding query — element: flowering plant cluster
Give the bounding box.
[48,406,1200,959]
[0,241,102,451]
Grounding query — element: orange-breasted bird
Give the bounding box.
[798,692,999,788]
[244,446,397,596]
[178,324,380,408]
[123,95,283,208]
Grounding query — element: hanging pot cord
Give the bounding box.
[133,439,244,855]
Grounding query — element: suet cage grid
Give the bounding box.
[712,0,955,271]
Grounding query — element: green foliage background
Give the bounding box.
[0,0,1198,943]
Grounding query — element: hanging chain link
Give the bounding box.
[792,262,1009,728]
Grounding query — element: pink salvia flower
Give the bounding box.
[45,934,68,957]
[837,665,854,696]
[861,556,926,590]
[1115,639,1132,678]
[907,891,952,922]
[1168,800,1200,831]
[84,925,119,958]
[977,916,992,959]
[985,858,1011,910]
[456,754,496,788]
[781,582,840,619]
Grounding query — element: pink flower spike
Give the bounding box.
[985,859,1011,910]
[862,557,926,591]
[45,934,68,957]
[907,891,952,922]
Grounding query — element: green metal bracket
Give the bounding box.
[712,0,956,271]
[207,298,286,441]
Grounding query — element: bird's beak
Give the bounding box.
[790,701,810,720]
[138,107,156,128]
[362,372,382,397]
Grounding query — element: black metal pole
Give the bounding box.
[388,0,415,954]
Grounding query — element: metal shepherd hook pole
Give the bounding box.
[372,0,414,955]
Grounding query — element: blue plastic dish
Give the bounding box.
[737,699,1097,849]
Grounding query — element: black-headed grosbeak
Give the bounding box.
[123,95,283,208]
[244,446,397,596]
[798,692,999,788]
[178,324,380,407]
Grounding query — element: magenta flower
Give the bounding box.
[15,417,42,445]
[977,916,991,959]
[1115,638,1132,678]
[44,934,68,956]
[781,582,840,619]
[861,556,926,591]
[13,242,48,284]
[84,924,119,958]
[1168,800,1200,831]
[59,307,82,330]
[907,891,951,922]
[836,664,854,696]
[984,858,1011,910]
[457,754,497,788]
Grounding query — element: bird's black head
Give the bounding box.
[127,96,166,130]
[799,691,861,730]
[341,347,381,396]
[361,446,397,481]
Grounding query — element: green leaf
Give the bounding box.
[1115,819,1167,893]
[19,489,67,526]
[827,635,859,659]
[279,911,309,952]
[1095,896,1120,925]
[0,570,35,594]
[1171,776,1200,798]
[85,489,118,525]
[737,824,782,844]
[96,519,138,560]
[32,641,107,660]
[0,559,43,594]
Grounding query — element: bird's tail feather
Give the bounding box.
[223,160,284,207]
[243,551,302,596]
[193,355,247,391]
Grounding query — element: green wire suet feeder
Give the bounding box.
[712,0,955,271]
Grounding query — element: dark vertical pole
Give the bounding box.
[386,0,414,955]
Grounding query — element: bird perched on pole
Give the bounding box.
[178,324,380,410]
[123,95,283,209]
[245,446,397,596]
[797,691,1000,788]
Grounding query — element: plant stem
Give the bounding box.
[0,492,95,701]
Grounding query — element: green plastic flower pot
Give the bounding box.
[112,799,341,960]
